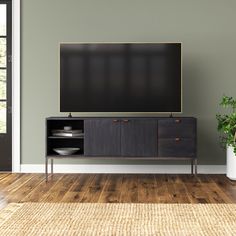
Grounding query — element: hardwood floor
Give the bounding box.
[0,173,236,203]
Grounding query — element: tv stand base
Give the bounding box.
[45,157,197,182]
[45,116,197,181]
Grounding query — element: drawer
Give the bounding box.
[158,138,195,157]
[158,118,196,138]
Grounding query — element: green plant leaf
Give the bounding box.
[216,95,236,155]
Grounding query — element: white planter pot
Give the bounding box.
[226,146,236,180]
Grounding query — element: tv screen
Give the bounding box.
[60,43,182,113]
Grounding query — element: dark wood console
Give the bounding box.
[45,117,197,181]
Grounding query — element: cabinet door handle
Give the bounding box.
[123,119,129,123]
[175,137,181,142]
[113,119,119,123]
[175,119,181,123]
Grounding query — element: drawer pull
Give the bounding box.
[175,137,181,142]
[175,119,181,123]
[123,119,129,123]
[113,119,119,123]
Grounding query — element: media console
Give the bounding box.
[45,117,197,181]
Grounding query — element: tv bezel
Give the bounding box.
[59,42,182,115]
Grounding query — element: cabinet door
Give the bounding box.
[84,119,121,156]
[158,118,196,138]
[158,138,195,157]
[121,119,157,156]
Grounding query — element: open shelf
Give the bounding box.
[47,154,85,159]
[46,119,85,157]
[48,136,84,139]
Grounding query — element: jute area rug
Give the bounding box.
[0,203,236,236]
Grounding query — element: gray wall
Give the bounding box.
[21,0,236,165]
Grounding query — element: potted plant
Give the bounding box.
[216,95,236,180]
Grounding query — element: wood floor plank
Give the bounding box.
[3,174,34,193]
[0,173,236,204]
[98,174,123,203]
[120,174,138,203]
[167,175,192,203]
[0,173,11,181]
[21,174,63,202]
[39,174,78,202]
[80,174,108,203]
[197,175,232,203]
[138,174,158,203]
[7,174,45,203]
[0,173,25,190]
[179,174,212,203]
[183,180,211,203]
[61,174,95,202]
[155,175,172,203]
[166,175,179,203]
[208,174,236,203]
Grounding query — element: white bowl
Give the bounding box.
[53,148,80,155]
[64,126,72,131]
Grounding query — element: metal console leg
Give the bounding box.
[45,157,48,182]
[51,158,54,178]
[194,158,198,176]
[191,159,194,175]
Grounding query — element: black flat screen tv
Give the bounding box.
[60,43,182,113]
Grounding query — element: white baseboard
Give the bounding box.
[20,164,226,174]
